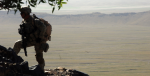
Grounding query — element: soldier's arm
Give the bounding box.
[35,19,46,39]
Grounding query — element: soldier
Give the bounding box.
[13,7,49,71]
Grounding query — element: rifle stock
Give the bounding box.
[22,36,27,56]
[20,23,27,56]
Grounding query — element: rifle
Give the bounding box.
[20,23,27,56]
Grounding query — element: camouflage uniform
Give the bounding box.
[13,7,49,70]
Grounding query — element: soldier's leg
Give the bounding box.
[34,43,45,70]
[13,40,22,54]
[35,52,45,70]
[13,40,34,54]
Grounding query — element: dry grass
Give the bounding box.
[1,25,150,76]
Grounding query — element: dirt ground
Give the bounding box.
[1,24,150,76]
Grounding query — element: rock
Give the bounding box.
[44,67,89,76]
[0,45,89,76]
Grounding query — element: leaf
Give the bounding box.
[58,6,61,10]
[1,0,68,14]
[17,4,21,9]
[30,4,35,7]
[62,2,67,4]
[60,3,62,7]
[28,0,35,7]
[14,9,17,14]
[7,10,9,14]
[49,3,54,6]
[59,0,62,4]
[20,1,24,4]
[41,0,46,3]
[52,6,55,13]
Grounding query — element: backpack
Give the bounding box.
[32,14,52,41]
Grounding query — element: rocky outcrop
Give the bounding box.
[0,45,89,76]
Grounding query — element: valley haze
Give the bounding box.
[0,10,150,26]
[0,11,150,76]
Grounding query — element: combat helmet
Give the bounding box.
[20,7,31,14]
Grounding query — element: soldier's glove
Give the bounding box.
[18,28,22,35]
[36,38,41,43]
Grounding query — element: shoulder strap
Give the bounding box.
[31,14,39,39]
[33,14,39,19]
[31,14,38,29]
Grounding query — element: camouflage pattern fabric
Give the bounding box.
[20,7,32,14]
[13,15,48,70]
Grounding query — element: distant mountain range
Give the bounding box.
[0,11,150,26]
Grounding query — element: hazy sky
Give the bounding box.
[26,0,150,15]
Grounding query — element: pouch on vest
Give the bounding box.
[32,14,52,41]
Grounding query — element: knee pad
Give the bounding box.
[40,43,49,52]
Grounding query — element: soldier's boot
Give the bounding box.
[36,53,45,71]
[39,63,45,71]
